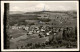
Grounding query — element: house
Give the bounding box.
[11,26,19,29]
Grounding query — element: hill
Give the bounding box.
[8,11,77,26]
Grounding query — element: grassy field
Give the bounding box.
[7,11,77,49]
[8,11,77,26]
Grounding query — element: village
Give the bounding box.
[8,11,77,49]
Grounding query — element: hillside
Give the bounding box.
[8,11,77,26]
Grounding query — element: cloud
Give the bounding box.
[12,6,21,11]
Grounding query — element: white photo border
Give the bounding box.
[1,1,79,51]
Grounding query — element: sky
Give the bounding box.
[10,1,78,12]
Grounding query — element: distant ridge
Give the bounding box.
[9,10,77,15]
[9,11,26,14]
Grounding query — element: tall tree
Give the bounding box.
[4,3,9,49]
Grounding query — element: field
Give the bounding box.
[6,11,77,49]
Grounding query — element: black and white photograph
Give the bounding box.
[1,1,79,51]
